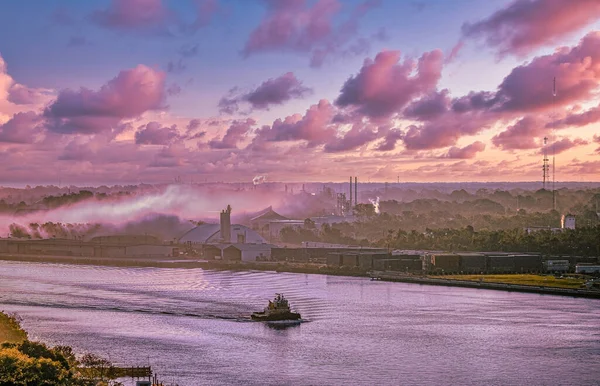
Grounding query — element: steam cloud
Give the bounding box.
[0,184,286,240]
[369,196,380,214]
[252,175,266,185]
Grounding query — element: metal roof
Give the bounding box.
[178,224,220,243]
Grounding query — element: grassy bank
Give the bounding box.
[430,274,586,289]
[0,312,27,343]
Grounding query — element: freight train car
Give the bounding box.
[429,254,460,273]
[486,255,515,273]
[458,253,486,273]
[513,254,543,273]
[575,264,600,274]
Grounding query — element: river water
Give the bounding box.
[1,260,599,386]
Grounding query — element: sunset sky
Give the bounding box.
[1,0,600,185]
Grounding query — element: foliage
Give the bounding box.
[0,312,123,386]
[0,312,28,344]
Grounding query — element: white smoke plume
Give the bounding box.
[369,196,380,214]
[252,175,266,185]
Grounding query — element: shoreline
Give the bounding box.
[1,253,600,300]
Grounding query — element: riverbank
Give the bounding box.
[0,252,366,276]
[0,312,27,343]
[2,253,600,299]
[370,271,600,299]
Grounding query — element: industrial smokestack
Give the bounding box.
[354,177,358,207]
[349,176,353,207]
[220,204,232,243]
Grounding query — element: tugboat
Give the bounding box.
[251,294,301,322]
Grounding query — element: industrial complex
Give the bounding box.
[1,199,599,276]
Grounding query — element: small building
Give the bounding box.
[266,220,305,239]
[249,206,290,230]
[561,214,576,229]
[575,264,600,274]
[544,259,570,273]
[221,244,272,262]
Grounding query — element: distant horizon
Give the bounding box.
[2,180,600,190]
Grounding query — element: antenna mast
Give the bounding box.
[552,77,556,210]
[542,137,549,190]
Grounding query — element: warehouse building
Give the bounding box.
[0,237,179,258]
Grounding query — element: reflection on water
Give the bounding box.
[1,261,600,386]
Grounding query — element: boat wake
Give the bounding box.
[0,298,255,323]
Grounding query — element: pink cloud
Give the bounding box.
[245,72,312,110]
[1,54,54,121]
[566,159,600,175]
[462,0,600,57]
[90,0,173,33]
[243,0,338,55]
[445,41,464,64]
[539,137,589,155]
[219,72,312,114]
[186,119,201,132]
[149,145,187,167]
[255,99,337,147]
[8,84,51,105]
[243,0,380,67]
[135,121,180,145]
[493,32,600,112]
[442,141,486,159]
[403,110,494,150]
[0,112,44,144]
[404,32,600,151]
[323,123,379,153]
[375,129,403,151]
[90,0,217,35]
[404,89,451,121]
[44,64,166,134]
[492,116,544,150]
[208,118,255,149]
[548,103,600,128]
[335,49,444,118]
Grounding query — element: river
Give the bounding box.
[1,260,599,385]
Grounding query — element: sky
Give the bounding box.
[1,0,600,186]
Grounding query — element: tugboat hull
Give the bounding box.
[251,312,301,322]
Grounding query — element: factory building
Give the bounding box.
[180,205,274,262]
[179,205,267,245]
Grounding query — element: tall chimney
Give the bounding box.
[349,176,353,208]
[220,204,232,243]
[354,177,358,207]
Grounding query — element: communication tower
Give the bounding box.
[552,77,557,210]
[542,137,549,190]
